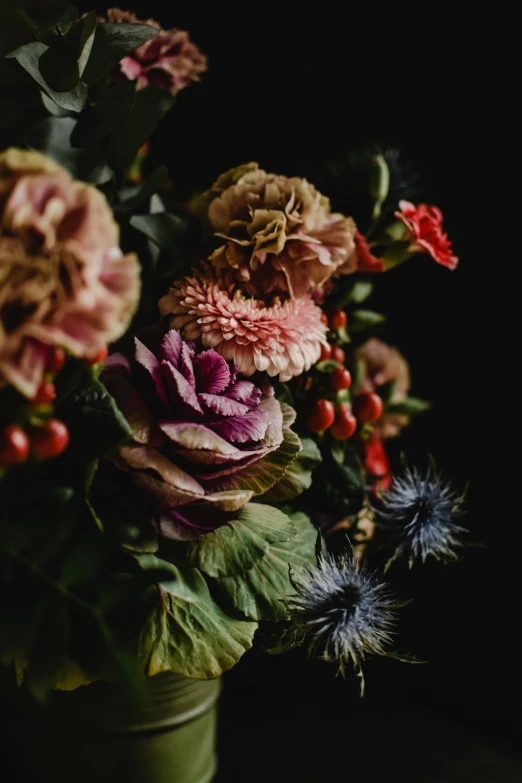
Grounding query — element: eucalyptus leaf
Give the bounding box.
[130,212,187,254]
[6,42,88,112]
[82,22,159,84]
[106,88,175,169]
[136,554,257,679]
[116,166,168,212]
[187,503,297,578]
[70,80,136,147]
[350,309,386,332]
[216,514,317,622]
[28,2,79,41]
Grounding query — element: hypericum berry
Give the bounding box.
[30,419,69,460]
[46,347,65,373]
[331,345,346,364]
[331,404,357,440]
[320,312,329,326]
[0,425,30,467]
[32,382,56,405]
[86,344,108,365]
[329,367,352,391]
[305,399,335,433]
[353,392,383,423]
[328,309,347,330]
[320,343,333,361]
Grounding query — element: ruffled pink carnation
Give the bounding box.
[106,8,207,96]
[355,338,411,439]
[0,148,140,398]
[159,267,328,382]
[202,163,357,299]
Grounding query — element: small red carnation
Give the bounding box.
[395,200,458,270]
[354,231,385,272]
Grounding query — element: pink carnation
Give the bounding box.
[106,8,206,96]
[395,200,458,270]
[159,268,328,382]
[0,148,140,398]
[202,163,357,299]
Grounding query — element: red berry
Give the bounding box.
[353,392,383,423]
[320,343,333,361]
[0,425,30,467]
[86,344,108,365]
[329,309,347,330]
[331,345,346,364]
[30,419,69,460]
[46,347,65,373]
[305,399,335,433]
[331,405,357,440]
[320,312,329,326]
[32,382,56,405]
[329,367,352,390]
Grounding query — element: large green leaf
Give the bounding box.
[56,366,132,459]
[136,554,257,679]
[187,503,297,578]
[130,212,188,254]
[70,79,136,147]
[38,10,96,92]
[215,513,317,622]
[6,42,88,112]
[261,436,322,502]
[82,22,158,83]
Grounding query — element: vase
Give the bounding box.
[1,671,221,783]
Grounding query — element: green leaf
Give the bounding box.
[262,437,322,502]
[316,358,341,373]
[130,212,187,254]
[6,42,88,112]
[187,503,297,578]
[23,116,111,183]
[385,396,431,416]
[56,368,132,460]
[348,280,374,304]
[70,79,136,147]
[136,554,257,679]
[82,22,158,84]
[106,88,175,169]
[350,309,386,332]
[216,514,317,622]
[38,11,96,92]
[28,3,79,41]
[115,165,168,212]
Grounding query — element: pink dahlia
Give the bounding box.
[101,328,297,539]
[159,268,328,382]
[0,148,140,398]
[395,200,458,270]
[202,163,357,299]
[106,9,206,96]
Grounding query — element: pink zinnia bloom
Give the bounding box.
[159,268,328,382]
[395,200,458,270]
[106,9,207,96]
[0,148,140,398]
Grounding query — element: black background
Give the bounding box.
[63,5,522,780]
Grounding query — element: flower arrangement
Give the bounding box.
[0,2,465,709]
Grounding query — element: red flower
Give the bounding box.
[395,200,458,270]
[363,435,392,493]
[354,231,385,272]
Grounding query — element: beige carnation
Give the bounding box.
[0,149,140,398]
[202,163,357,299]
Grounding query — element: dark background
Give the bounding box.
[70,5,522,780]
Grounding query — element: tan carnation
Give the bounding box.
[0,149,140,398]
[202,163,357,299]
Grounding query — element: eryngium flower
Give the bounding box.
[378,467,466,566]
[106,9,206,96]
[0,148,140,398]
[102,328,297,539]
[159,267,328,381]
[202,163,357,299]
[288,555,395,676]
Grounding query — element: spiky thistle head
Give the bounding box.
[288,554,396,678]
[378,466,466,567]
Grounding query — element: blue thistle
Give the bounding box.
[288,555,396,679]
[379,467,466,567]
